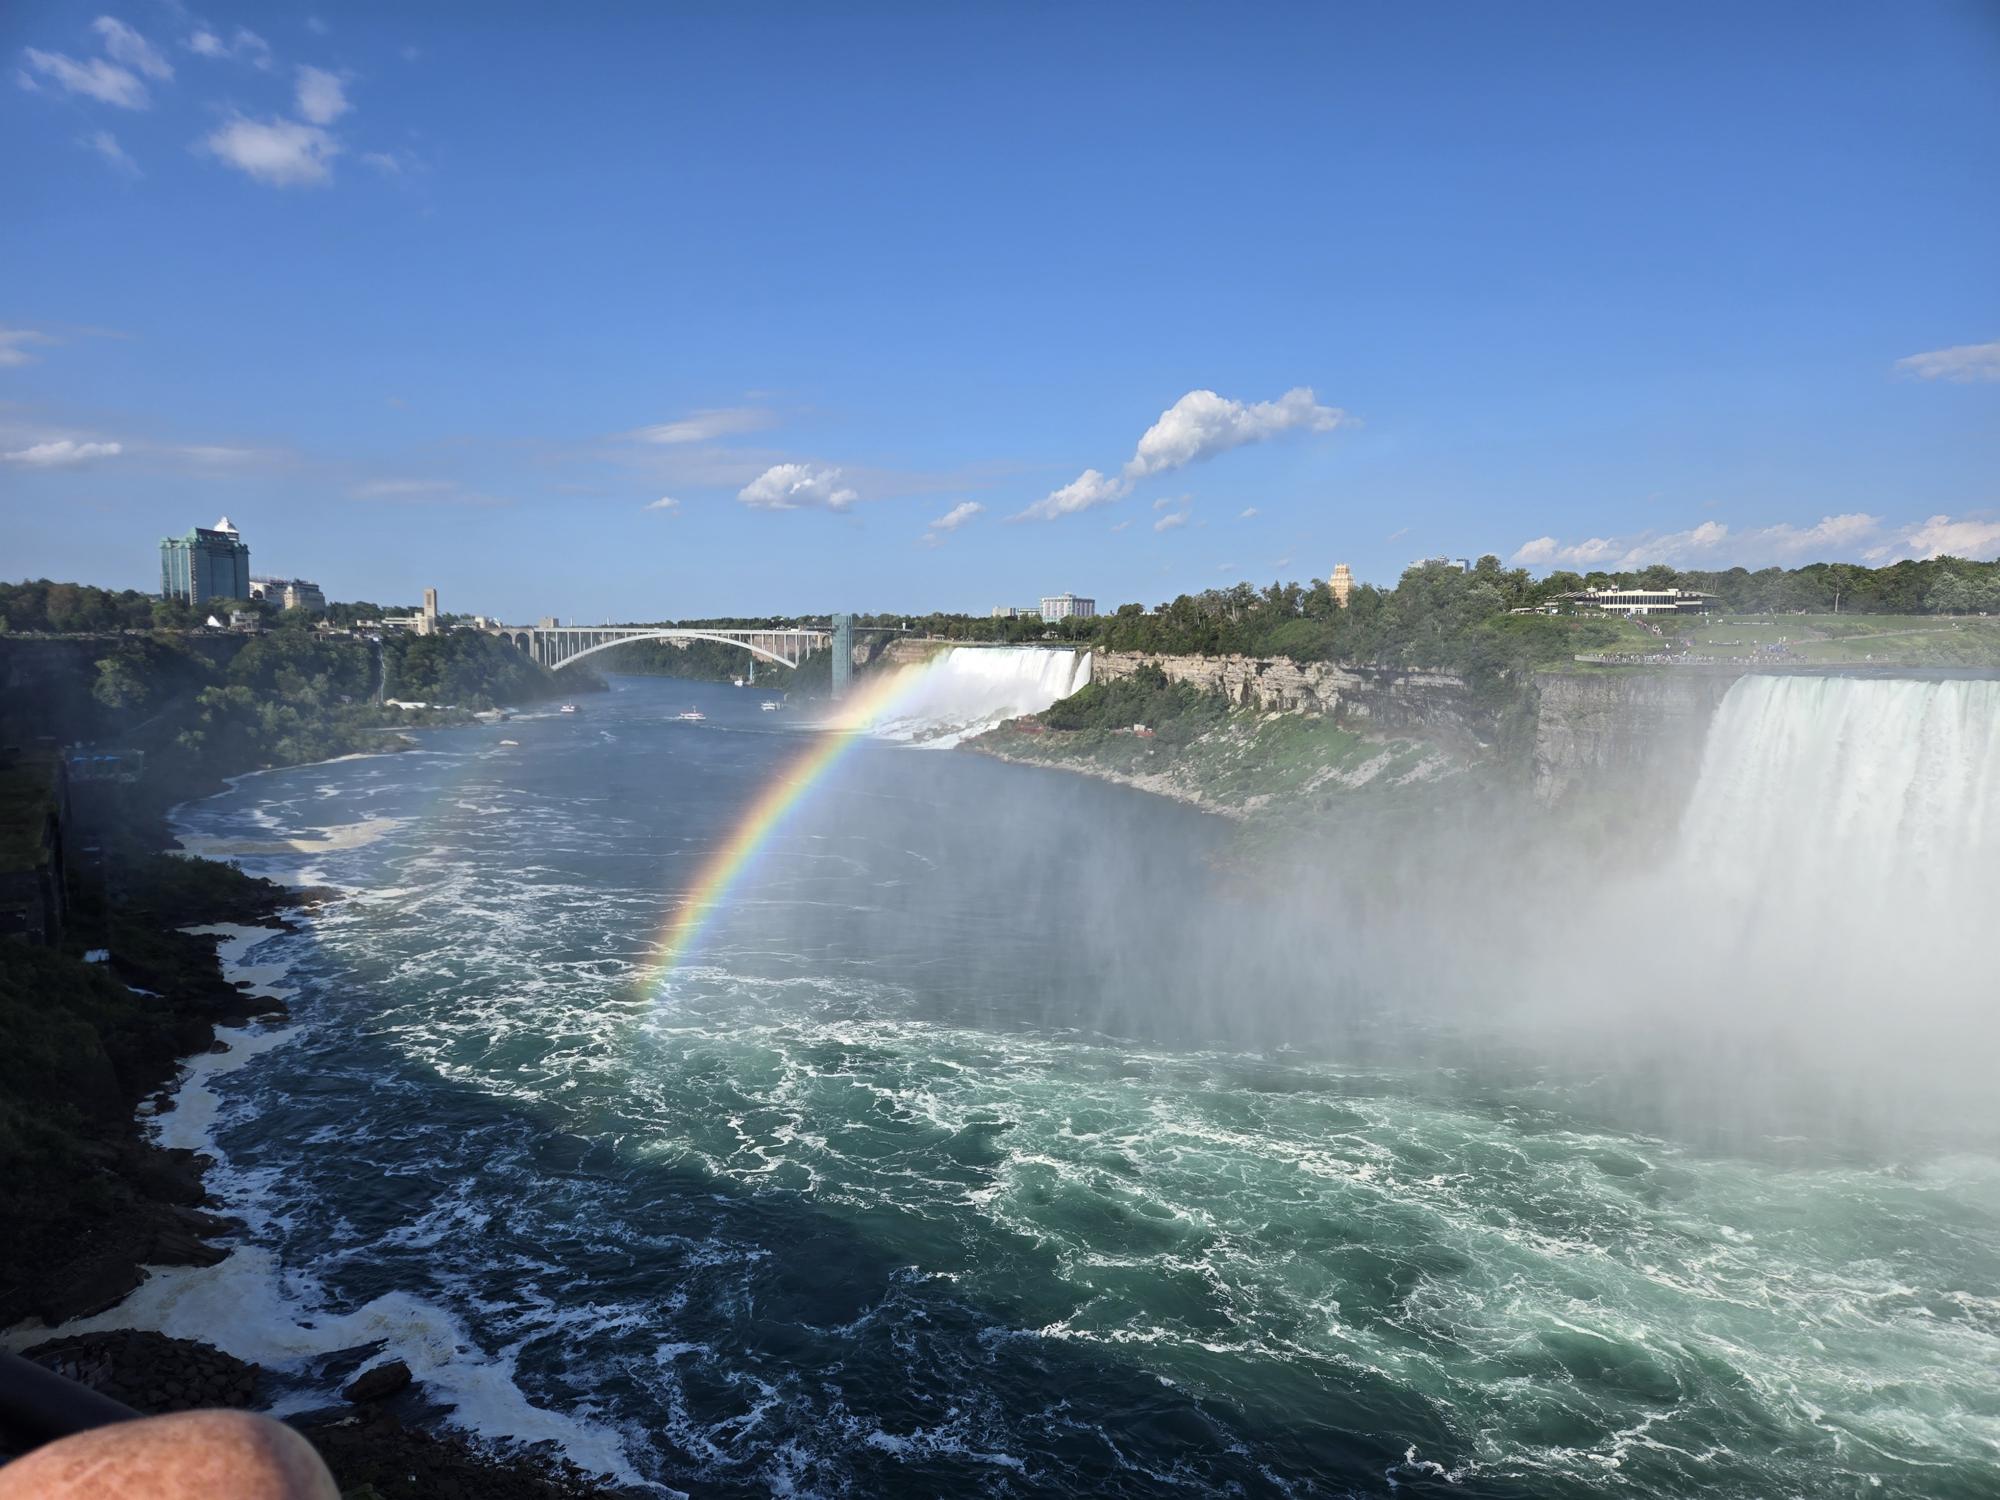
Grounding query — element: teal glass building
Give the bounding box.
[160,517,251,605]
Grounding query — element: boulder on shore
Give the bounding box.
[343,1360,413,1403]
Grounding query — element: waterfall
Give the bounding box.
[1678,674,2000,912]
[1501,673,2000,1140]
[1649,674,2000,1118]
[864,646,1093,747]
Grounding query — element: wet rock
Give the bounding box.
[147,1225,228,1268]
[34,1257,146,1325]
[23,1330,261,1415]
[122,1144,212,1207]
[343,1360,413,1403]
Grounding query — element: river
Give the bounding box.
[60,668,2000,1498]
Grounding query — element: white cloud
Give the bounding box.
[360,150,406,175]
[927,500,983,533]
[1154,509,1190,533]
[1885,514,2000,562]
[1218,562,1238,574]
[0,328,56,368]
[1008,385,1343,523]
[1514,513,1888,570]
[186,27,272,68]
[1746,513,1879,554]
[1893,340,2000,383]
[91,17,172,80]
[294,65,349,125]
[1011,467,1130,522]
[1125,387,1344,479]
[4,438,122,467]
[645,496,680,512]
[920,501,984,546]
[631,407,774,444]
[202,114,339,185]
[306,16,330,36]
[1109,519,1132,533]
[22,48,149,107]
[737,463,857,511]
[1512,536,1559,566]
[1239,506,1260,519]
[83,128,139,175]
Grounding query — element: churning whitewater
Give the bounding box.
[54,672,2000,1497]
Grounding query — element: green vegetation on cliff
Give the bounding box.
[4,615,576,800]
[1039,664,1230,743]
[979,666,1459,819]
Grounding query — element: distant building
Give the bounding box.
[368,587,443,637]
[990,605,1039,620]
[249,576,328,614]
[1039,592,1096,621]
[1329,563,1354,609]
[1557,587,1713,617]
[160,516,251,604]
[1408,555,1470,574]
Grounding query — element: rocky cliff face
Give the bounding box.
[1088,651,1490,748]
[1527,669,1739,806]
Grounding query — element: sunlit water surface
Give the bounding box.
[130,677,2000,1497]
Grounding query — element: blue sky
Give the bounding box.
[4,1,1997,621]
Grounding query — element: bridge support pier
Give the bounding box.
[832,613,853,699]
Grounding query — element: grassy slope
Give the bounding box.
[1585,613,2000,667]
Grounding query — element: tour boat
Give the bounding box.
[559,703,578,714]
[760,700,782,711]
[676,708,707,721]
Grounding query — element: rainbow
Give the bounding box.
[645,660,939,980]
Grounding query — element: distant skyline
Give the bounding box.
[4,1,1996,621]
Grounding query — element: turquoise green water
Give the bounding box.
[154,678,2000,1497]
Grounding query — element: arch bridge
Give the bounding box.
[493,625,832,673]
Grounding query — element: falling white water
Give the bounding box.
[1653,675,2000,1102]
[864,646,1092,747]
[1678,674,2000,913]
[1508,672,2000,1131]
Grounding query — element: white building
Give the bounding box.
[1557,587,1713,617]
[1039,592,1096,621]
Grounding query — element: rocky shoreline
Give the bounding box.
[12,1329,627,1497]
[1,779,631,1497]
[965,732,1250,818]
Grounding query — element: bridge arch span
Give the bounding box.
[548,629,807,672]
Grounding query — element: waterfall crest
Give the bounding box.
[864,646,1092,747]
[1678,674,2000,912]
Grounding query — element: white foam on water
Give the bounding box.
[174,815,409,860]
[26,1250,648,1490]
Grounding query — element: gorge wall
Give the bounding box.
[1088,651,1491,748]
[1527,669,1738,807]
